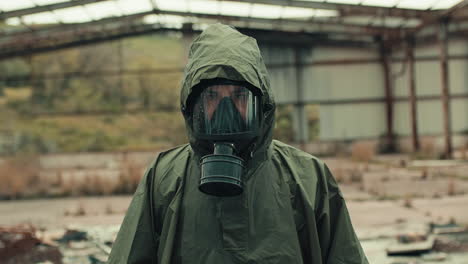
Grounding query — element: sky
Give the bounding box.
[0,0,463,26]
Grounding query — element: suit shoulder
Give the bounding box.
[272,140,324,166]
[150,144,191,187]
[156,144,191,163]
[271,141,341,203]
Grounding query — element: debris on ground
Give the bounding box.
[0,225,62,264]
[420,252,447,261]
[387,234,436,256]
[55,229,87,244]
[434,235,468,253]
[430,221,467,235]
[0,224,120,264]
[386,220,468,260]
[53,226,116,264]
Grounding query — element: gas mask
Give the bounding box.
[191,80,260,196]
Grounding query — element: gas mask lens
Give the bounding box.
[193,83,260,197]
[193,84,258,136]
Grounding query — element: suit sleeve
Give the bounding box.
[107,160,158,264]
[316,164,369,264]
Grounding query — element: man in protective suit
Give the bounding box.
[107,24,368,264]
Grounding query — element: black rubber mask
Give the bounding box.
[208,97,246,134]
[191,82,260,196]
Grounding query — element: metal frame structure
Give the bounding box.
[0,0,467,157]
[0,0,108,20]
[0,0,467,58]
[220,0,439,19]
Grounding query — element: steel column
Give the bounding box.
[380,42,395,152]
[438,20,453,159]
[118,39,124,106]
[293,47,309,150]
[406,38,420,151]
[181,23,196,65]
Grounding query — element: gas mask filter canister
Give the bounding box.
[199,142,244,196]
[191,81,260,196]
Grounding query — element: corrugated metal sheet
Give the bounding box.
[260,45,298,104]
[305,64,384,101]
[259,40,468,141]
[320,103,386,139]
[392,39,468,137]
[307,46,379,61]
[393,100,468,136]
[393,59,468,96]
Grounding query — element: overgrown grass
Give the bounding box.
[8,112,186,154]
[0,33,186,156]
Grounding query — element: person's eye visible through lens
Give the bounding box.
[206,90,218,100]
[233,89,248,100]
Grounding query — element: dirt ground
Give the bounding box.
[0,196,130,228]
[2,190,468,235]
[2,154,468,263]
[2,192,468,263]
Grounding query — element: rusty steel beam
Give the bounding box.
[1,68,183,83]
[384,1,468,48]
[80,8,400,35]
[386,23,468,52]
[411,28,468,46]
[1,8,400,40]
[0,9,392,59]
[406,38,420,151]
[277,93,468,106]
[438,21,453,159]
[411,0,468,34]
[0,20,374,60]
[440,0,468,17]
[22,108,180,117]
[238,28,374,47]
[0,0,110,20]
[219,0,436,19]
[152,9,397,36]
[265,53,468,68]
[0,23,179,60]
[0,10,153,38]
[380,42,395,152]
[11,8,399,36]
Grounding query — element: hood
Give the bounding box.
[180,24,275,161]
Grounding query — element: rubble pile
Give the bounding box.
[57,228,109,264]
[0,225,62,264]
[434,235,468,253]
[0,225,119,264]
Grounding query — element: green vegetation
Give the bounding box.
[0,32,318,156]
[0,33,186,155]
[274,105,294,142]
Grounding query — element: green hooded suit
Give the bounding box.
[107,24,368,264]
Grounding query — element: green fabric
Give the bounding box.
[180,24,274,159]
[108,24,368,264]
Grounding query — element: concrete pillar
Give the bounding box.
[293,47,308,150]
